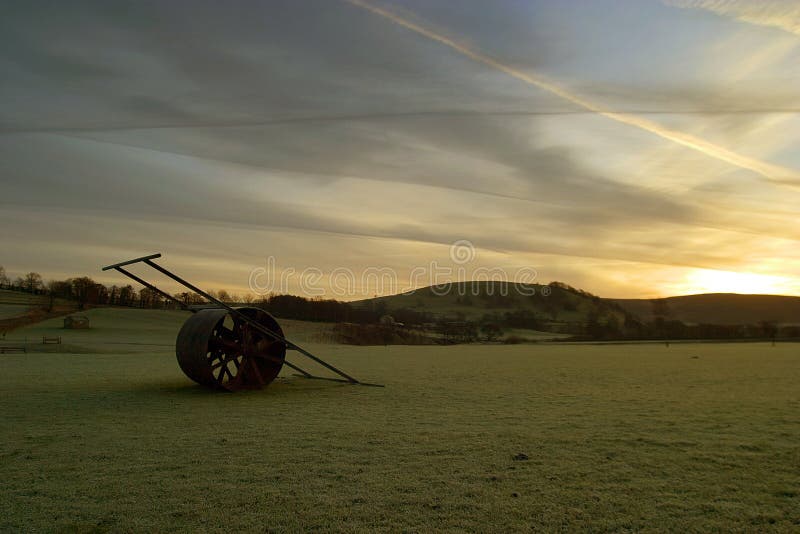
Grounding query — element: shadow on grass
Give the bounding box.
[1,377,360,424]
[130,375,355,399]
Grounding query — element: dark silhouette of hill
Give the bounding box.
[611,293,800,325]
[353,281,628,330]
[354,283,800,340]
[357,283,800,327]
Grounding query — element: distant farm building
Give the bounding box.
[64,315,90,329]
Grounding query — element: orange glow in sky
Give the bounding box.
[673,269,796,295]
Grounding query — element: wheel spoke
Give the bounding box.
[210,335,240,353]
[251,352,283,365]
[249,358,265,386]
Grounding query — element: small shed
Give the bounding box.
[64,315,90,329]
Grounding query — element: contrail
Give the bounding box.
[345,0,800,184]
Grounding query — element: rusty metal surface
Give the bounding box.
[176,307,286,391]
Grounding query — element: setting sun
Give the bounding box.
[681,269,792,295]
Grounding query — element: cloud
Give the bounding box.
[1,0,799,296]
[1,129,778,277]
[346,0,800,186]
[666,0,800,37]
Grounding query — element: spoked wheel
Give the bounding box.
[176,307,286,391]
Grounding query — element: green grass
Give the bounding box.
[6,307,335,351]
[0,289,77,323]
[0,304,32,320]
[1,309,799,531]
[0,289,48,321]
[0,289,48,305]
[7,308,191,351]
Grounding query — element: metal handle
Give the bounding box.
[102,253,162,271]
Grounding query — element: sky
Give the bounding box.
[1,0,799,299]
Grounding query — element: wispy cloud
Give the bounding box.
[666,0,800,37]
[345,0,800,186]
[2,0,799,296]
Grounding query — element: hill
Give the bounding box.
[353,283,800,340]
[612,293,800,326]
[352,281,628,335]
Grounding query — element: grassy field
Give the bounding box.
[3,308,335,350]
[0,289,49,320]
[0,289,77,324]
[1,309,799,531]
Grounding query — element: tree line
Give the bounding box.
[0,267,399,324]
[0,267,235,311]
[1,266,795,340]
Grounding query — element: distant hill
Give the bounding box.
[352,281,628,333]
[354,284,800,334]
[611,293,800,326]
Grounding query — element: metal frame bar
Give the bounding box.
[114,266,190,310]
[292,374,384,387]
[102,253,163,271]
[102,253,382,387]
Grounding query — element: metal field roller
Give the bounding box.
[102,254,381,391]
[175,307,287,391]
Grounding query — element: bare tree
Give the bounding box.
[23,272,43,293]
[118,284,135,307]
[48,279,71,298]
[71,277,103,309]
[108,285,119,305]
[46,279,71,312]
[139,287,158,308]
[0,265,9,287]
